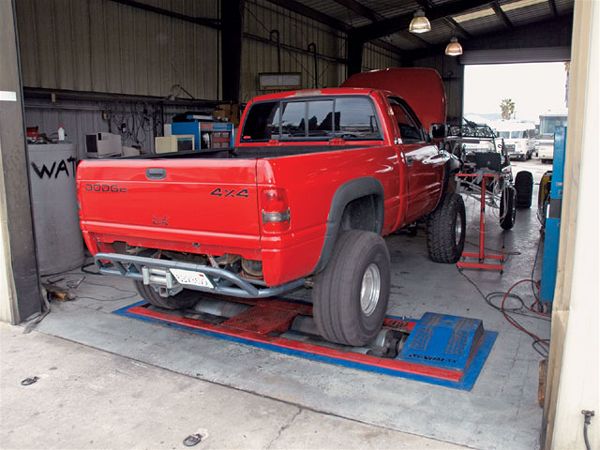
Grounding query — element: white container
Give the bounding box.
[27,143,84,275]
[57,125,65,141]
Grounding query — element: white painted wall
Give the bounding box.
[549,0,599,448]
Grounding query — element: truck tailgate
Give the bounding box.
[77,158,260,251]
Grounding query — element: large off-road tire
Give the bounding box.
[426,193,466,263]
[135,281,199,310]
[500,186,517,230]
[515,171,533,208]
[313,230,391,346]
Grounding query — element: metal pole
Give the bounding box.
[307,43,318,88]
[270,30,281,73]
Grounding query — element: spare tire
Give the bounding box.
[515,171,533,208]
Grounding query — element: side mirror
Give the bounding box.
[430,123,446,139]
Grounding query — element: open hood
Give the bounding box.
[342,68,447,131]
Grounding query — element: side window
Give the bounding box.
[281,102,306,138]
[241,101,280,141]
[388,97,423,143]
[307,100,334,137]
[334,97,380,139]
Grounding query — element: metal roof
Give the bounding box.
[278,0,574,52]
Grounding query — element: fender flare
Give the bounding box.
[313,177,384,274]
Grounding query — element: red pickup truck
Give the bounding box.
[78,68,465,346]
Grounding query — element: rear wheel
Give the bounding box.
[515,171,533,208]
[135,281,199,310]
[426,193,466,263]
[313,230,391,346]
[500,186,517,230]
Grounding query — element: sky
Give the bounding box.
[463,62,568,123]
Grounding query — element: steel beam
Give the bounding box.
[221,0,245,103]
[266,0,349,31]
[444,17,472,39]
[491,2,514,29]
[548,0,558,17]
[347,34,364,76]
[332,0,380,22]
[109,0,220,29]
[0,0,43,323]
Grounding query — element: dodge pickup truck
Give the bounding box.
[78,68,465,346]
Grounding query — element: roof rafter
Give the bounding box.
[444,16,472,39]
[264,0,403,54]
[491,2,514,29]
[266,0,349,31]
[331,0,380,23]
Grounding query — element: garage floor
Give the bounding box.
[12,160,550,450]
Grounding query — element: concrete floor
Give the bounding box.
[0,324,464,450]
[2,159,551,450]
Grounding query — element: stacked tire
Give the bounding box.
[514,171,534,208]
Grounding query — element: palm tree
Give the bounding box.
[500,98,516,120]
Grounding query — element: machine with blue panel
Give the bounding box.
[171,114,235,151]
[540,126,567,306]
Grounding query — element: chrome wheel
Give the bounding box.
[455,213,464,247]
[360,263,381,316]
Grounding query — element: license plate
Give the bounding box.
[170,269,214,289]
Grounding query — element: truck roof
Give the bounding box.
[248,87,377,103]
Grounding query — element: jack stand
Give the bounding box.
[456,173,504,272]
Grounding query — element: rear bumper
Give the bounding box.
[95,252,305,298]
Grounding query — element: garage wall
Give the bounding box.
[241,0,400,101]
[15,0,220,99]
[362,42,400,71]
[241,0,344,101]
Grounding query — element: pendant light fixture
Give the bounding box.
[409,9,431,34]
[445,36,463,56]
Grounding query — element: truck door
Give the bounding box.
[388,97,446,222]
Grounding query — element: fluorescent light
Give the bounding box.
[501,0,547,12]
[453,8,495,23]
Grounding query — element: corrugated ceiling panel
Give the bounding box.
[502,1,553,26]
[457,13,505,34]
[360,0,420,18]
[300,0,369,27]
[554,0,575,14]
[417,20,454,45]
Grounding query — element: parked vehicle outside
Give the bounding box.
[492,121,537,161]
[536,112,568,163]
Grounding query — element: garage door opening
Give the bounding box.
[463,61,569,139]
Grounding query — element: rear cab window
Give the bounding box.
[240,96,383,143]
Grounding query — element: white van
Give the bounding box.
[536,112,568,163]
[493,121,537,161]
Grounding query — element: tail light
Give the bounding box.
[261,188,290,232]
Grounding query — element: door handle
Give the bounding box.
[423,153,450,165]
[146,168,166,180]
